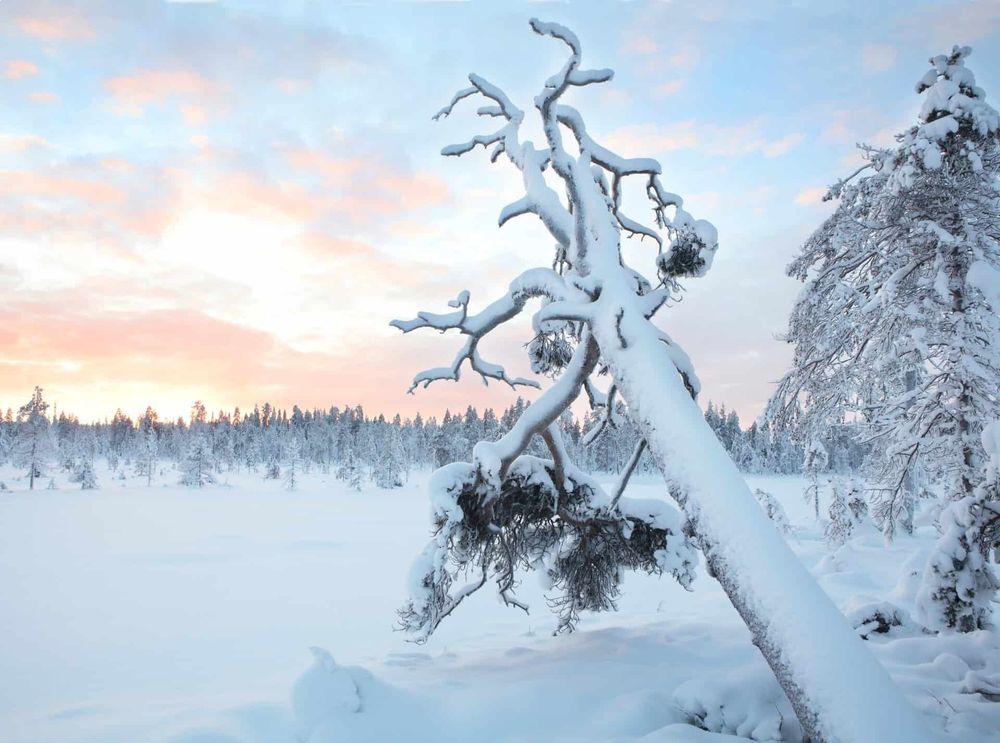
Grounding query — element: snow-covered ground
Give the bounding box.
[1,467,997,743]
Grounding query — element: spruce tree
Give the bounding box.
[771,46,1000,539]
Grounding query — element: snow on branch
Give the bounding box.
[390,269,584,393]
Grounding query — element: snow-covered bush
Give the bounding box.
[845,600,920,641]
[825,478,866,548]
[69,458,98,490]
[180,433,215,487]
[916,421,1000,632]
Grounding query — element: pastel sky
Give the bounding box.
[2,0,998,423]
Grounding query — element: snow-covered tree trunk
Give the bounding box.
[583,219,928,743]
[392,20,931,743]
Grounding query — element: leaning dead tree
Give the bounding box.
[393,20,931,743]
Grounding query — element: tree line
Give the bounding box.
[0,386,848,493]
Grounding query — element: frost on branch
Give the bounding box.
[400,457,696,638]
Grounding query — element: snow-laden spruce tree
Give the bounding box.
[14,386,54,490]
[917,420,1000,631]
[392,20,930,743]
[180,431,215,487]
[770,46,1000,541]
[283,436,303,492]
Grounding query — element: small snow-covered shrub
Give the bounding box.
[825,478,867,548]
[753,489,792,536]
[69,458,98,490]
[917,422,1000,632]
[845,600,920,640]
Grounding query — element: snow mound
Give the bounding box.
[291,648,361,742]
[844,599,921,640]
[588,689,686,738]
[672,664,801,742]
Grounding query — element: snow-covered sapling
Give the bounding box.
[70,458,99,490]
[825,478,865,549]
[917,421,1000,632]
[180,432,215,488]
[283,437,303,492]
[14,386,54,491]
[753,488,792,536]
[802,438,828,521]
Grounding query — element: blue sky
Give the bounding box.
[1,0,998,422]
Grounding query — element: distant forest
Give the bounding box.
[1,386,865,491]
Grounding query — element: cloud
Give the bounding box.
[28,91,59,105]
[605,120,805,159]
[795,186,828,206]
[0,170,126,205]
[904,1,1000,45]
[654,79,685,97]
[604,122,700,155]
[762,132,805,157]
[860,44,897,72]
[0,300,534,422]
[14,14,95,41]
[668,47,699,70]
[0,133,47,152]
[3,60,38,80]
[104,69,219,117]
[283,146,451,217]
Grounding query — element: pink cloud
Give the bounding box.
[28,91,59,105]
[654,80,685,97]
[0,133,47,152]
[104,69,219,117]
[0,170,127,205]
[0,301,537,423]
[604,122,699,155]
[795,187,828,206]
[14,15,95,41]
[3,60,38,80]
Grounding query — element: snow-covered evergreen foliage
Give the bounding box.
[917,421,1000,632]
[13,386,53,490]
[771,46,1000,541]
[70,457,98,490]
[283,436,303,492]
[803,439,829,521]
[180,432,215,488]
[753,489,792,536]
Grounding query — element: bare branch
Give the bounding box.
[609,438,647,510]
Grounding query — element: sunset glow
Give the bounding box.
[2,0,998,422]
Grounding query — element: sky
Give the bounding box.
[1,0,998,424]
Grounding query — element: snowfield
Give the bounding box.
[1,468,997,743]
